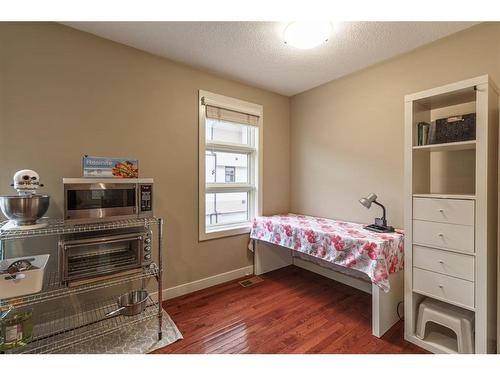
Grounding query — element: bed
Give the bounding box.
[248,213,405,338]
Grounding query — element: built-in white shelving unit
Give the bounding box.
[404,75,499,354]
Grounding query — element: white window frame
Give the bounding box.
[199,90,263,241]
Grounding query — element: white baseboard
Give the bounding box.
[161,265,254,300]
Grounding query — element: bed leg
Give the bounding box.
[372,271,404,338]
[254,241,293,275]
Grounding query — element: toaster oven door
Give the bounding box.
[65,183,137,222]
[60,233,144,284]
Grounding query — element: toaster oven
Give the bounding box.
[58,227,153,286]
[63,178,153,224]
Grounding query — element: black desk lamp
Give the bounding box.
[359,193,395,233]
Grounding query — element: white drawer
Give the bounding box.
[413,220,474,253]
[413,267,474,309]
[413,198,474,226]
[413,245,474,281]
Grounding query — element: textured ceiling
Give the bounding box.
[63,22,477,96]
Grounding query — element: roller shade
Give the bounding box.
[205,105,259,127]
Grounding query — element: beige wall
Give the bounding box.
[0,22,290,289]
[290,22,500,228]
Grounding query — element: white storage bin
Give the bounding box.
[0,254,50,299]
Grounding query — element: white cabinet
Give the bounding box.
[412,197,476,309]
[404,75,499,354]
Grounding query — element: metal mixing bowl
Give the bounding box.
[0,195,50,225]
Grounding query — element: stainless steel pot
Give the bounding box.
[105,290,149,318]
[0,195,50,225]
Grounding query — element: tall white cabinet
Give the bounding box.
[404,75,498,354]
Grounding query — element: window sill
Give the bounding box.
[199,222,251,241]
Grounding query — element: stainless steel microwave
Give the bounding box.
[63,178,153,223]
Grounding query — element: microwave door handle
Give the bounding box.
[63,233,143,248]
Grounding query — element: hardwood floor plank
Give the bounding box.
[154,266,428,354]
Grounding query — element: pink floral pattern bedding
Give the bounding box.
[249,213,404,292]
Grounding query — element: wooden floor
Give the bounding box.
[155,266,428,354]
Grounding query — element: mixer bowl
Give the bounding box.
[0,195,50,225]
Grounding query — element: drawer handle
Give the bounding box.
[438,233,444,237]
[438,209,444,213]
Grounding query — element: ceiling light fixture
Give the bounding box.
[283,21,332,49]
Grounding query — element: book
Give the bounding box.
[421,123,430,145]
[417,122,430,145]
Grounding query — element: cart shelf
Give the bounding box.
[8,295,159,354]
[1,264,159,309]
[0,217,161,241]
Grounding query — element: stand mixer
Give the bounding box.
[0,170,50,230]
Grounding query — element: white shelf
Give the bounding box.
[412,140,476,152]
[412,193,476,200]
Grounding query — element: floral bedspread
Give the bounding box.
[249,213,404,292]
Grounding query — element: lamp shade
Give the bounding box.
[359,193,378,209]
[359,197,371,208]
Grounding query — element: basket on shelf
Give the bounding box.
[434,113,476,144]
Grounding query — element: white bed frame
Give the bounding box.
[254,241,404,338]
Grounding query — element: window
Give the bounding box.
[199,90,262,240]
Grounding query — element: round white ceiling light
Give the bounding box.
[283,21,332,49]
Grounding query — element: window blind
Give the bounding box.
[205,105,259,127]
